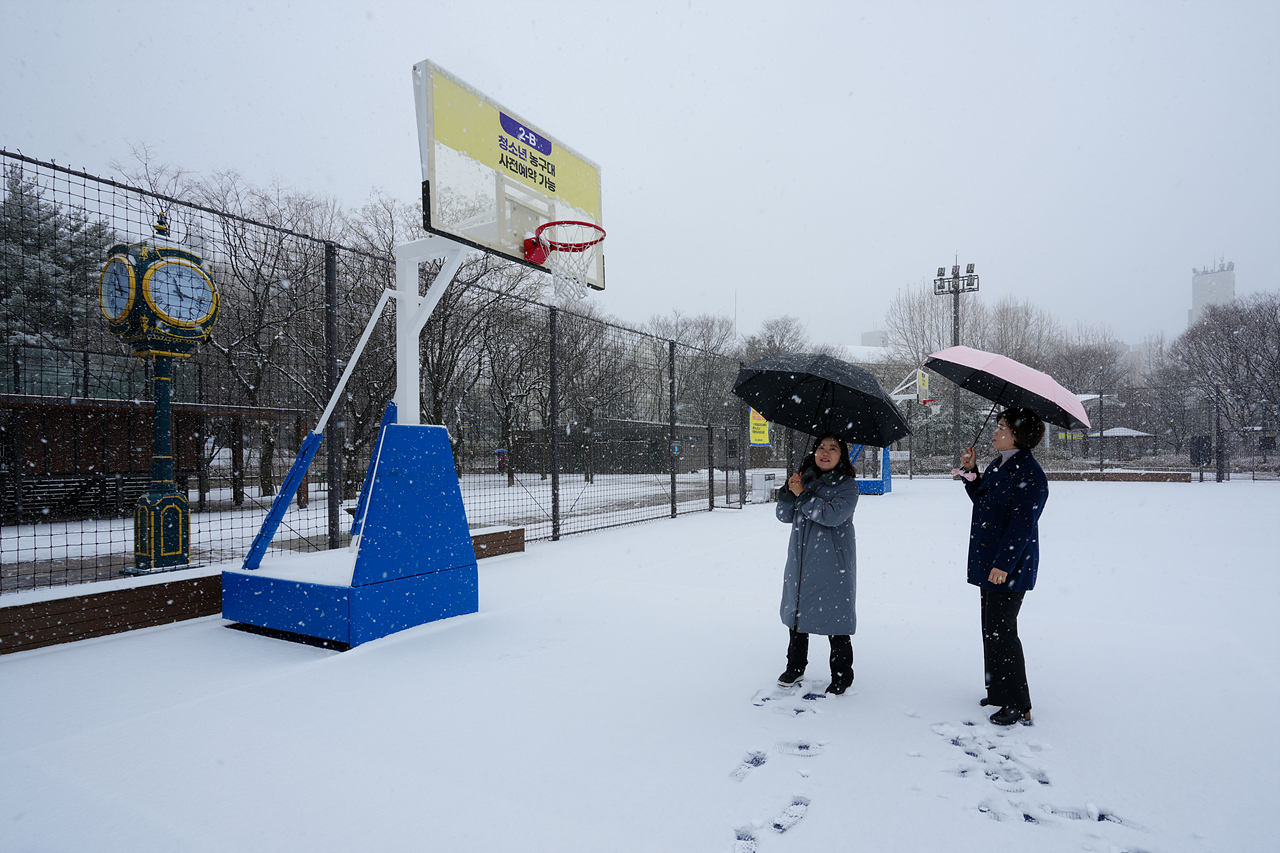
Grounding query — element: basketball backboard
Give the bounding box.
[412,59,605,291]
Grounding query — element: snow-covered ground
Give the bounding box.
[1,477,1276,852]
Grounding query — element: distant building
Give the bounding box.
[861,330,887,347]
[1189,261,1235,326]
[842,344,889,366]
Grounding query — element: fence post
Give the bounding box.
[324,241,341,548]
[739,361,748,505]
[707,423,714,510]
[549,307,560,540]
[196,414,208,512]
[294,415,309,509]
[669,341,677,518]
[13,413,24,524]
[231,418,244,506]
[1098,387,1105,474]
[1215,395,1226,482]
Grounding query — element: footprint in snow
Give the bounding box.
[770,796,810,833]
[750,683,801,706]
[776,739,824,757]
[729,751,767,782]
[731,826,758,853]
[975,797,1041,823]
[936,722,1149,842]
[930,722,1051,788]
[1046,804,1143,829]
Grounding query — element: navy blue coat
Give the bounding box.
[963,449,1049,592]
[775,468,859,635]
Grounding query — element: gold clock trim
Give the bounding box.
[99,257,136,321]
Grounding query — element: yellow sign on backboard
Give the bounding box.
[916,369,930,403]
[412,59,605,290]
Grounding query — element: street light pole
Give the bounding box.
[933,261,979,467]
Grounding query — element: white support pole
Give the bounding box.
[394,235,469,425]
[314,288,394,435]
[890,369,922,399]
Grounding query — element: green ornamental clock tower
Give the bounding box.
[100,214,219,572]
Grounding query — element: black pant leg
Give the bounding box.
[786,629,809,671]
[981,588,1031,709]
[829,634,853,681]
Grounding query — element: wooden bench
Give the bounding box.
[470,526,525,559]
[0,574,221,655]
[1046,471,1192,483]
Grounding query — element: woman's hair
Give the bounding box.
[1001,407,1045,450]
[800,432,857,478]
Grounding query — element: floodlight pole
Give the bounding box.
[932,260,979,467]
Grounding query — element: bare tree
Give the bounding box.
[1172,292,1280,441]
[648,309,739,426]
[338,191,427,496]
[738,315,811,363]
[483,302,546,487]
[418,254,545,476]
[980,296,1061,371]
[1047,323,1132,396]
[881,279,986,366]
[108,142,199,203]
[553,298,643,427]
[195,171,347,498]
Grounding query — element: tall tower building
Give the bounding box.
[1189,261,1235,326]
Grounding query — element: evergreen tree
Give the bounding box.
[0,165,117,394]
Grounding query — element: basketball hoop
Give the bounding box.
[524,220,605,300]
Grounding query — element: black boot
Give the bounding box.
[826,635,854,695]
[989,706,1032,726]
[778,629,808,686]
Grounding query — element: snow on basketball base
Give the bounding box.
[1,478,1276,852]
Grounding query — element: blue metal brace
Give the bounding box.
[241,431,325,570]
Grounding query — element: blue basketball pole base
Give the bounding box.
[852,445,893,495]
[223,418,478,647]
[224,236,481,647]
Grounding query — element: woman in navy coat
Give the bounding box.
[958,407,1049,725]
[775,433,860,695]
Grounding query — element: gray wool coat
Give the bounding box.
[775,467,859,635]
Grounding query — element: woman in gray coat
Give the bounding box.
[775,433,860,695]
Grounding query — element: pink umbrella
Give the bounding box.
[924,345,1092,431]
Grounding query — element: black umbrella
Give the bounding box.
[732,353,911,449]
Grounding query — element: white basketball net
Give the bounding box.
[536,221,604,301]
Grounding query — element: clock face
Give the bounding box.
[145,260,216,325]
[100,258,134,319]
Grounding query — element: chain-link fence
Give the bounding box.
[888,382,1277,480]
[0,150,749,594]
[6,150,1272,595]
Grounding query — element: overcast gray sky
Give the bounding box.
[3,0,1278,350]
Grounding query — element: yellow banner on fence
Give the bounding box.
[749,409,771,446]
